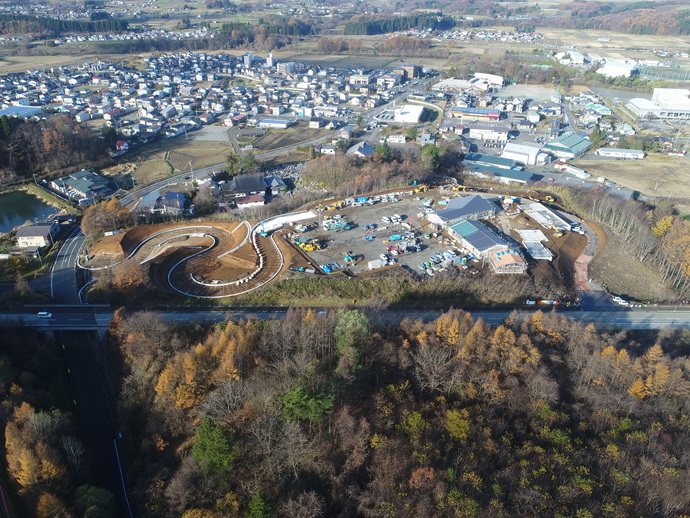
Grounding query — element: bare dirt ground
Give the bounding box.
[508,212,586,292]
[589,225,677,301]
[252,126,329,151]
[499,85,557,102]
[574,154,690,198]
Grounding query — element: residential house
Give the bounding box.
[15,222,60,248]
[346,141,375,158]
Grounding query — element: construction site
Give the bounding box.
[81,185,587,300]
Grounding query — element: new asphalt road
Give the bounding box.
[51,225,86,304]
[7,307,690,331]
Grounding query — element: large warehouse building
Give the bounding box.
[627,88,690,120]
[502,142,550,166]
[596,148,645,160]
[542,133,591,160]
[394,104,425,124]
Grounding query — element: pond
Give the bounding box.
[0,190,58,234]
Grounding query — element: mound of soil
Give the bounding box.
[88,233,126,258]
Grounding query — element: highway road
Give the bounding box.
[51,225,86,304]
[59,330,133,518]
[6,307,690,331]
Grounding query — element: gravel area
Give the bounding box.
[296,192,467,276]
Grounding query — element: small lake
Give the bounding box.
[0,190,58,234]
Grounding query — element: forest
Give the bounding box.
[0,13,128,36]
[0,327,115,517]
[557,187,690,297]
[0,114,110,182]
[343,14,456,36]
[108,308,690,517]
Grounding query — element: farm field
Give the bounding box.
[129,138,232,180]
[251,126,330,151]
[537,28,690,55]
[132,159,173,185]
[573,154,690,198]
[0,53,106,74]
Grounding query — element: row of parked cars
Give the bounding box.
[381,214,403,224]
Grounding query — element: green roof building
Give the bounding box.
[543,133,591,160]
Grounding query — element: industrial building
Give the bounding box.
[596,148,645,160]
[627,89,690,120]
[597,60,637,78]
[257,119,295,129]
[454,107,501,122]
[464,153,518,170]
[542,133,591,160]
[467,124,510,142]
[448,219,507,258]
[466,165,536,185]
[394,104,425,124]
[502,142,550,166]
[474,73,504,87]
[431,78,472,93]
[0,106,42,118]
[427,195,498,226]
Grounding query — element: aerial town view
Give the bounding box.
[1,0,690,516]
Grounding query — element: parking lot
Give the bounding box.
[290,192,474,277]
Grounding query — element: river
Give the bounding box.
[0,190,58,234]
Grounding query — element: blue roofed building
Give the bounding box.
[464,153,518,170]
[0,106,42,118]
[466,165,538,185]
[448,219,507,258]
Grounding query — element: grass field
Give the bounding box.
[573,154,690,198]
[251,126,330,151]
[133,159,173,185]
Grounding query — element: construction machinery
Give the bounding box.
[545,195,555,203]
[299,239,321,252]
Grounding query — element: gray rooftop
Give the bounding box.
[433,195,497,223]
